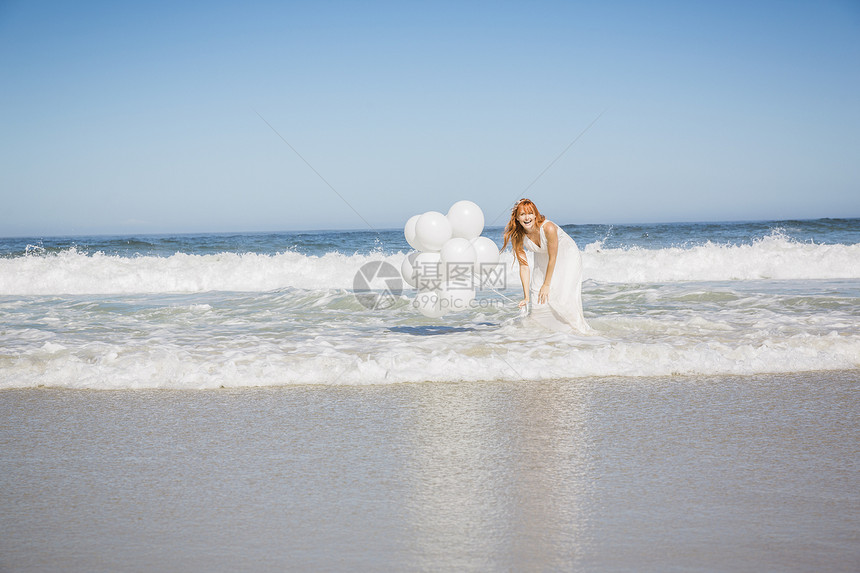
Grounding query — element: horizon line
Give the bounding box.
[2,215,858,240]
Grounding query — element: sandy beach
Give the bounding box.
[1,371,857,572]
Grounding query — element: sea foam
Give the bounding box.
[2,323,857,389]
[2,233,859,295]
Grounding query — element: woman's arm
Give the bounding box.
[517,249,530,308]
[538,222,559,304]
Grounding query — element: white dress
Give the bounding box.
[523,222,592,333]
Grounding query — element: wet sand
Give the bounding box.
[1,372,858,572]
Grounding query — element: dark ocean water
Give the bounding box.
[3,217,859,258]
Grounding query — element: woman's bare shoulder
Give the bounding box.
[542,220,559,235]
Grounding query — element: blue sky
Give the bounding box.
[1,0,858,236]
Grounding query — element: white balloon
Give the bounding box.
[404,214,425,251]
[447,200,484,240]
[412,251,442,291]
[438,282,476,313]
[400,251,420,288]
[415,211,452,252]
[413,290,447,318]
[440,237,477,283]
[440,237,477,264]
[471,236,500,266]
[471,237,501,292]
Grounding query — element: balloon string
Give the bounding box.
[471,272,518,304]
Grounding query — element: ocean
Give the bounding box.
[1,218,858,571]
[1,218,858,389]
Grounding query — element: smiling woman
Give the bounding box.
[503,198,592,334]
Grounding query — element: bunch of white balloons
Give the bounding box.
[402,200,501,318]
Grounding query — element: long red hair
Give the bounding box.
[502,198,545,265]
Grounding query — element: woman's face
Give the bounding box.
[517,207,537,231]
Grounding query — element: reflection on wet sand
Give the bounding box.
[401,382,590,570]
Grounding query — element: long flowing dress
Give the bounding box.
[523,221,592,333]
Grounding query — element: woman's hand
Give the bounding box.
[518,297,529,308]
[538,283,550,304]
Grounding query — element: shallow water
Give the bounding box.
[2,277,857,388]
[2,219,859,389]
[2,371,857,572]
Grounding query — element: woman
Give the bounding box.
[502,198,592,333]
